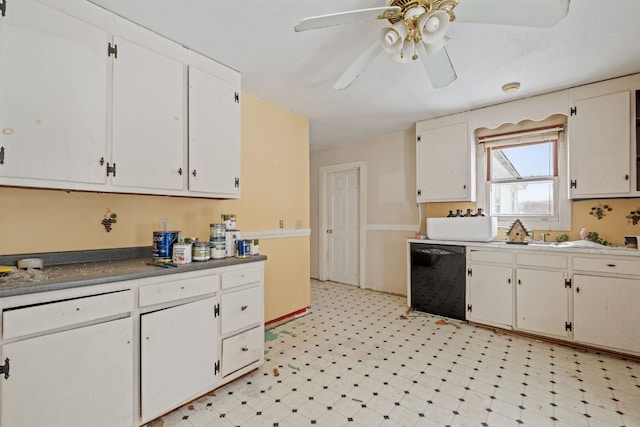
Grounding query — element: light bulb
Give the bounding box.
[384,29,399,46]
[425,16,440,33]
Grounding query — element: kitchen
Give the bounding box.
[2,0,640,426]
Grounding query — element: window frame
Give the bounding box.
[475,124,571,231]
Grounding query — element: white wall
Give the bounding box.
[310,129,418,295]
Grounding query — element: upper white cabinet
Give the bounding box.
[111,20,185,192]
[568,90,631,198]
[187,59,241,197]
[416,115,475,202]
[0,0,109,186]
[0,0,241,199]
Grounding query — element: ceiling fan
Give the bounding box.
[294,0,570,90]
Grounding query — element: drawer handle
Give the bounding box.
[241,305,248,311]
[241,346,249,352]
[606,264,616,267]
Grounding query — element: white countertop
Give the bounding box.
[408,239,640,257]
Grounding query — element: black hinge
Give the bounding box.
[467,268,472,277]
[234,92,240,103]
[234,177,240,188]
[0,358,9,379]
[570,106,577,116]
[214,360,220,375]
[214,303,220,317]
[106,162,116,177]
[108,42,118,58]
[565,278,572,288]
[467,304,472,313]
[570,180,577,189]
[0,0,7,18]
[565,322,572,332]
[0,146,4,165]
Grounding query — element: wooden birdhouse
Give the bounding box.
[506,219,529,243]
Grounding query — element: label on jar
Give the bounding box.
[193,242,211,261]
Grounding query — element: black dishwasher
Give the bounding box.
[410,243,466,321]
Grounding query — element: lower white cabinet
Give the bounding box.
[140,297,219,423]
[0,317,134,427]
[573,275,640,353]
[515,268,569,338]
[222,326,263,376]
[467,263,513,328]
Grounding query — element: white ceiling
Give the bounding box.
[89,0,640,150]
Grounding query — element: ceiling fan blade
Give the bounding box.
[333,40,384,90]
[294,6,401,32]
[454,0,570,28]
[417,43,457,88]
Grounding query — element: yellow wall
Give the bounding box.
[0,94,311,322]
[423,198,640,246]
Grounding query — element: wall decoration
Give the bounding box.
[626,210,640,225]
[506,219,529,244]
[589,204,612,220]
[101,209,118,232]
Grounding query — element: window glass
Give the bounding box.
[490,142,554,180]
[490,181,554,216]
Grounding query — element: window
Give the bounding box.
[475,117,570,230]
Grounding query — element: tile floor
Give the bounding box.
[156,280,640,427]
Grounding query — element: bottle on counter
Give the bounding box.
[476,208,487,216]
[447,210,455,218]
[580,228,588,240]
[463,208,473,217]
[455,209,463,217]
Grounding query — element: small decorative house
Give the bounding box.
[506,219,529,243]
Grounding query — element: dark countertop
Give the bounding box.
[0,248,266,298]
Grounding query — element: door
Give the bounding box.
[140,297,219,423]
[468,264,513,327]
[0,0,108,185]
[188,65,241,196]
[327,168,359,285]
[0,317,133,427]
[516,268,569,337]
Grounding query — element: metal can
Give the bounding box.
[251,239,259,255]
[211,239,226,259]
[210,223,226,241]
[172,243,192,264]
[152,231,180,262]
[225,230,239,257]
[193,242,211,261]
[236,239,251,258]
[221,214,236,230]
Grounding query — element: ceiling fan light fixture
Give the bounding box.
[381,22,408,54]
[419,10,450,44]
[502,82,521,93]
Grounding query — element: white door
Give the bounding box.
[0,317,133,427]
[468,264,513,327]
[140,297,219,423]
[516,268,569,337]
[327,169,359,285]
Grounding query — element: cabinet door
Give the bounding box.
[0,317,133,427]
[111,29,184,191]
[516,269,569,337]
[467,264,512,327]
[140,296,219,423]
[416,122,473,202]
[573,275,640,353]
[188,66,241,196]
[0,0,108,185]
[569,91,630,197]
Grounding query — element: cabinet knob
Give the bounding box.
[192,169,197,177]
[241,305,248,311]
[178,168,183,175]
[241,347,248,352]
[576,287,580,294]
[606,264,616,267]
[507,278,511,284]
[518,279,521,285]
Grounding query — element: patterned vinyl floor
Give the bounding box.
[153,280,640,427]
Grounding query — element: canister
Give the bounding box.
[251,239,260,255]
[172,243,192,264]
[236,239,251,258]
[210,223,226,241]
[221,214,236,230]
[211,239,226,259]
[225,230,239,257]
[193,242,211,261]
[152,231,180,262]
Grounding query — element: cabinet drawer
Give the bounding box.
[221,286,263,335]
[222,326,263,376]
[3,290,133,339]
[139,274,219,307]
[573,256,640,276]
[516,253,567,269]
[469,250,512,264]
[221,267,262,290]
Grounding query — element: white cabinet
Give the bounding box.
[0,0,109,187]
[416,119,475,202]
[569,90,631,198]
[140,297,219,423]
[188,64,241,197]
[0,289,134,427]
[111,20,185,192]
[466,249,513,328]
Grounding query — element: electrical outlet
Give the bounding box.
[295,219,302,229]
[159,218,170,231]
[279,219,284,229]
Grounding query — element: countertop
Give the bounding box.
[408,238,640,257]
[0,255,267,298]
